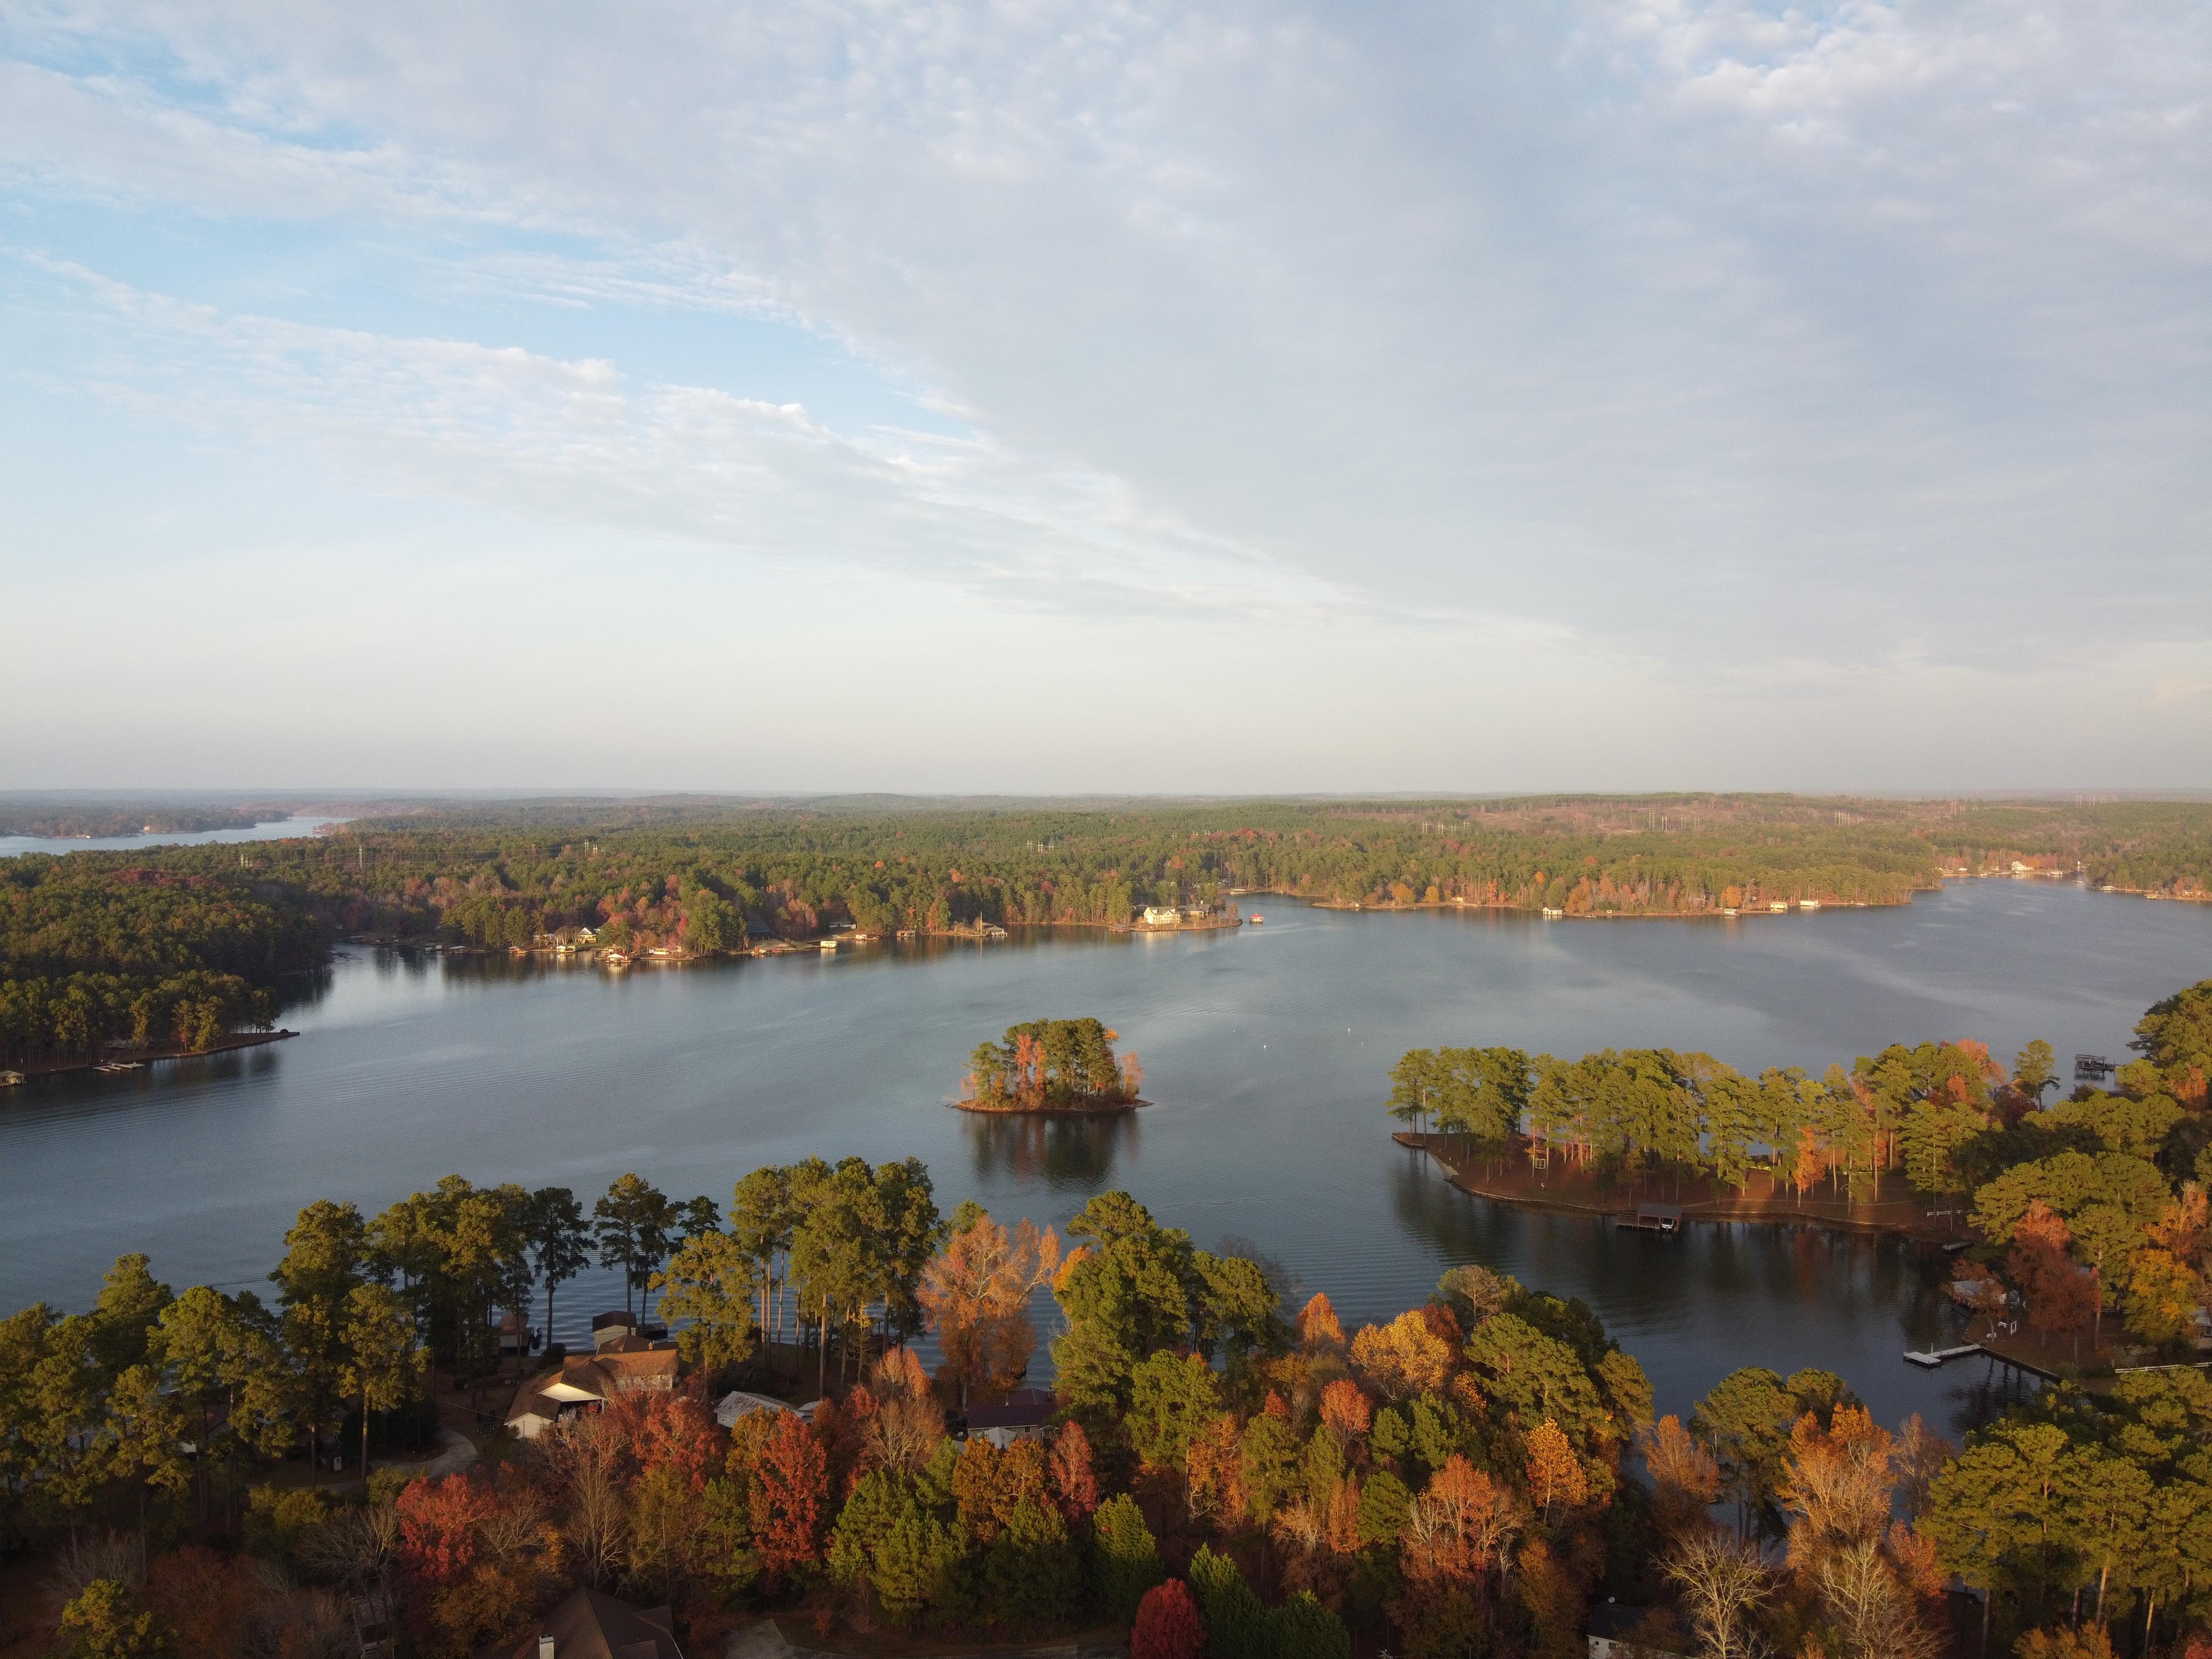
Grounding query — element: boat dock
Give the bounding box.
[1903,1343,1982,1369]
[1615,1203,1683,1234]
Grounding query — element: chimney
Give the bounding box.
[538,1638,555,1659]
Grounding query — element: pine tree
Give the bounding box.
[1091,1492,1165,1621]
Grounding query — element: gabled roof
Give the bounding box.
[476,1587,682,1659]
[967,1387,1056,1431]
[506,1350,680,1425]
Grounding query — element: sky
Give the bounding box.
[2,1,2207,795]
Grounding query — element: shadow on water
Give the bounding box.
[964,1110,1140,1191]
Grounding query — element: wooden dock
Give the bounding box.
[1903,1344,1982,1369]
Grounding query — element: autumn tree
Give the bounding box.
[918,1207,1060,1406]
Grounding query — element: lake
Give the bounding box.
[3,879,2205,1438]
[0,815,348,858]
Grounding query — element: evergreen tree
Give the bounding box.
[1091,1492,1165,1621]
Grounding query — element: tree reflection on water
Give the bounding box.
[964,1109,1140,1191]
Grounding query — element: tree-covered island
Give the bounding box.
[959,1017,1145,1112]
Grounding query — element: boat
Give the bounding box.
[1250,915,1264,924]
[1722,907,1739,917]
[819,938,838,952]
[1,1070,24,1087]
[1799,899,1822,910]
[603,951,630,970]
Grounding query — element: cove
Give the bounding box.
[2,879,2205,1438]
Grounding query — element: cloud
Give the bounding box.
[14,253,1400,626]
[2,1,2208,786]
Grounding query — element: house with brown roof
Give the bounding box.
[505,1348,680,1441]
[476,1587,682,1659]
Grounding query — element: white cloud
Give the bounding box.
[2,0,2208,784]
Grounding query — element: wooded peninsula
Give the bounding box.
[4,792,2210,1071]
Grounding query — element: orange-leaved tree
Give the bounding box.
[919,1208,1061,1407]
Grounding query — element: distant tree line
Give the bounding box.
[8,794,2210,1063]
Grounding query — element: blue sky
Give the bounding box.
[2,1,2208,792]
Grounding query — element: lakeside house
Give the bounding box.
[963,1387,1056,1449]
[1140,904,1182,926]
[475,1587,683,1659]
[505,1348,679,1441]
[713,1390,820,1431]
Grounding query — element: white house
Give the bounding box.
[1140,905,1182,927]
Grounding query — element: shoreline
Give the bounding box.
[12,1029,298,1081]
[953,1095,1150,1117]
[1397,1133,1969,1245]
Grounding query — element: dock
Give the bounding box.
[1615,1203,1684,1234]
[1903,1343,1981,1369]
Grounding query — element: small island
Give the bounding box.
[958,1016,1145,1112]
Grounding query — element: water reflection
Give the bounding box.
[964,1110,1139,1190]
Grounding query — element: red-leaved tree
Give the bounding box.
[1131,1578,1206,1659]
[750,1411,830,1583]
[396,1473,497,1588]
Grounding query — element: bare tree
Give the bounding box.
[1818,1538,1940,1659]
[1663,1530,1773,1659]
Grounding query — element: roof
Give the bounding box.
[507,1350,681,1425]
[967,1387,1056,1431]
[1586,1603,1655,1640]
[714,1391,801,1428]
[591,1310,639,1331]
[476,1587,682,1659]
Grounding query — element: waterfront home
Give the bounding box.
[476,1587,683,1659]
[504,1348,679,1440]
[713,1390,820,1430]
[963,1387,1056,1449]
[1140,905,1182,926]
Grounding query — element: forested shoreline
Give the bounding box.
[13,1146,2212,1656]
[1391,980,2212,1374]
[6,793,2210,1070]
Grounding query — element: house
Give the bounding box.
[505,1349,680,1440]
[963,1387,1056,1449]
[1585,1603,1683,1658]
[589,1311,638,1352]
[713,1391,820,1431]
[475,1587,682,1659]
[1140,905,1182,927]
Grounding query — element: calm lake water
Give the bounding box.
[0,815,347,858]
[3,880,2206,1437]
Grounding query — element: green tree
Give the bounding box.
[593,1173,677,1319]
[1267,1589,1353,1659]
[1188,1542,1269,1659]
[269,1199,368,1480]
[58,1580,175,1659]
[732,1165,799,1360]
[103,1363,190,1527]
[90,1254,171,1380]
[1091,1492,1165,1621]
[524,1186,591,1343]
[338,1283,422,1478]
[1692,1367,1797,1538]
[1125,1351,1220,1469]
[1051,1192,1197,1426]
[984,1496,1081,1632]
[653,1229,758,1374]
[2015,1040,2060,1102]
